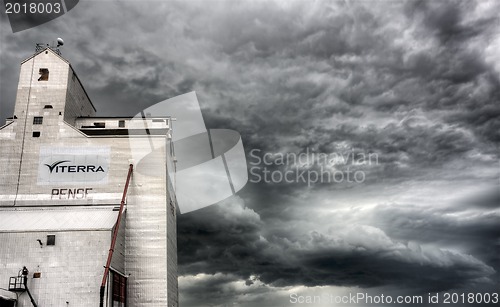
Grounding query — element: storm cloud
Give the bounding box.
[1,0,499,306]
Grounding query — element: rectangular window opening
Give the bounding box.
[33,116,43,125]
[47,235,55,246]
[32,131,40,137]
[118,120,125,128]
[112,272,127,306]
[38,68,49,81]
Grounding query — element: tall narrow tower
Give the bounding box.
[0,45,178,306]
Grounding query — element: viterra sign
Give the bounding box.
[45,160,105,173]
[38,146,109,184]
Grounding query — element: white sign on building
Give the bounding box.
[37,146,110,185]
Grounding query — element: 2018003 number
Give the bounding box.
[443,293,498,304]
[5,2,61,14]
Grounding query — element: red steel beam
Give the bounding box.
[100,164,133,307]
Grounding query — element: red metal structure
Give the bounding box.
[100,164,133,307]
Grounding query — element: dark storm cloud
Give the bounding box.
[368,186,500,265]
[178,197,496,294]
[197,0,500,147]
[457,186,500,210]
[73,48,180,115]
[406,0,498,45]
[371,203,500,265]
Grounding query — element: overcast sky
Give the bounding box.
[1,1,499,306]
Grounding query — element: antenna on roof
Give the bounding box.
[34,37,64,56]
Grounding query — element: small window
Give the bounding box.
[47,235,55,246]
[32,131,41,137]
[38,68,49,81]
[43,105,53,109]
[112,273,127,306]
[33,116,43,125]
[118,120,125,128]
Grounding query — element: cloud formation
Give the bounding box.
[1,0,499,306]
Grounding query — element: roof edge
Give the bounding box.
[20,46,69,65]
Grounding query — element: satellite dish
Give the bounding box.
[57,38,64,47]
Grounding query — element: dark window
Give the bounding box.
[32,131,40,137]
[44,105,53,109]
[33,117,43,125]
[112,273,127,307]
[47,235,55,245]
[118,120,125,128]
[38,68,49,81]
[0,297,15,307]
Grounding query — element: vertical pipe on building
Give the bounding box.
[99,164,133,307]
[22,267,37,307]
[13,50,37,206]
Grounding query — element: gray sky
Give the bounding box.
[1,1,499,306]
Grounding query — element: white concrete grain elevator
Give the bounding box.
[0,44,178,307]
